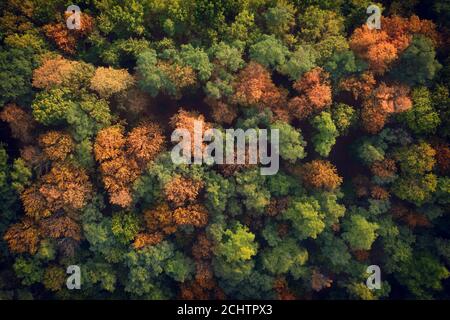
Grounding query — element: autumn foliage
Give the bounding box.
[350,16,439,74]
[232,62,286,112]
[90,67,135,98]
[39,131,74,161]
[94,123,164,207]
[4,218,40,254]
[0,103,36,143]
[288,67,332,120]
[21,163,92,219]
[164,176,204,207]
[301,160,343,191]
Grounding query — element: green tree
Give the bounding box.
[331,103,357,134]
[32,88,75,126]
[261,238,308,278]
[249,34,290,71]
[324,50,367,84]
[278,45,317,80]
[214,223,258,263]
[311,111,338,157]
[342,214,379,250]
[111,212,141,245]
[271,121,307,163]
[263,2,296,41]
[397,253,450,299]
[394,142,436,175]
[391,35,441,87]
[399,87,440,135]
[11,158,32,193]
[235,169,270,214]
[392,174,437,206]
[0,47,35,106]
[283,196,325,240]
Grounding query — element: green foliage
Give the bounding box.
[111,212,141,245]
[324,50,367,84]
[0,47,35,106]
[283,196,325,240]
[10,158,32,193]
[235,169,270,214]
[124,241,193,297]
[261,238,308,278]
[397,253,450,299]
[279,45,317,80]
[311,111,339,157]
[178,44,213,81]
[391,35,441,87]
[331,103,357,134]
[392,174,438,206]
[271,121,307,163]
[399,87,441,135]
[394,142,436,175]
[249,34,289,71]
[32,89,74,125]
[96,0,145,38]
[13,257,43,286]
[342,214,379,250]
[215,223,258,263]
[263,2,296,40]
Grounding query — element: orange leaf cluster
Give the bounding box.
[39,215,81,241]
[192,233,213,260]
[232,62,286,110]
[206,98,238,125]
[20,145,45,167]
[391,204,431,229]
[353,250,370,262]
[0,103,36,144]
[157,61,196,93]
[350,16,439,74]
[3,218,40,254]
[340,72,376,101]
[432,141,450,175]
[39,131,74,161]
[361,83,412,134]
[266,197,289,217]
[173,204,208,227]
[21,163,92,219]
[170,108,212,155]
[90,67,135,98]
[144,203,177,235]
[43,14,94,54]
[43,23,77,54]
[164,176,204,207]
[94,123,164,207]
[133,232,164,249]
[32,56,77,89]
[288,67,332,120]
[370,185,390,200]
[274,277,296,300]
[180,262,225,300]
[301,160,343,191]
[370,158,397,179]
[126,122,165,165]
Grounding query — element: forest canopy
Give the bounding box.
[0,0,449,300]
